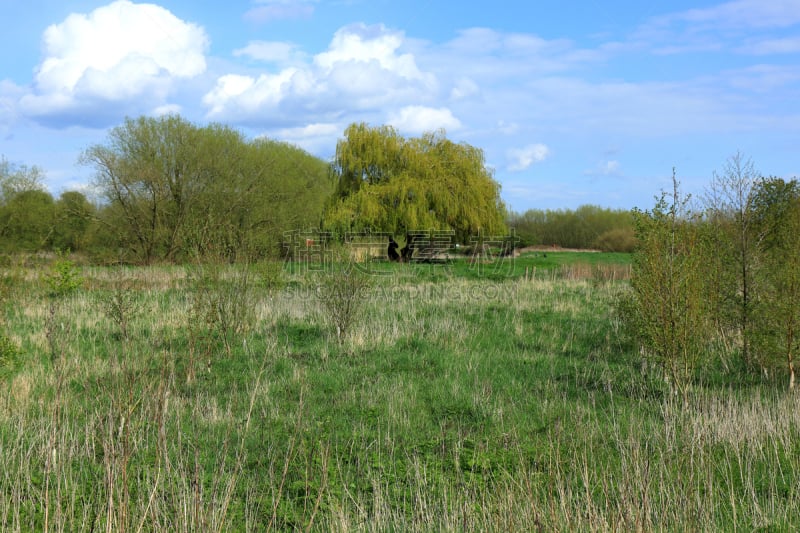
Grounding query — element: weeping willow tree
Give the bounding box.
[325,123,507,241]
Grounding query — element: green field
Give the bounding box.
[1,252,799,531]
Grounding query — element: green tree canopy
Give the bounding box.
[0,189,56,251]
[0,156,53,251]
[51,191,95,252]
[81,115,331,264]
[507,204,635,250]
[0,155,46,203]
[325,123,507,241]
[750,177,800,386]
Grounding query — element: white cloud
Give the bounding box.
[585,160,621,177]
[604,160,620,174]
[724,64,800,92]
[313,24,431,82]
[152,103,182,116]
[234,41,304,64]
[674,0,800,29]
[440,27,602,79]
[19,0,208,127]
[203,68,316,118]
[636,0,800,56]
[387,106,461,134]
[0,80,24,138]
[277,122,340,138]
[495,120,520,135]
[270,122,341,153]
[739,36,800,55]
[450,77,479,100]
[506,144,550,172]
[244,0,316,23]
[204,23,437,124]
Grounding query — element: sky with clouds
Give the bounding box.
[1,0,799,211]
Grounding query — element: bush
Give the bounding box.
[593,227,637,252]
[0,332,20,380]
[189,262,258,358]
[44,254,83,298]
[315,259,373,345]
[625,176,711,402]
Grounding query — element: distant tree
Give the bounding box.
[325,123,507,241]
[593,226,637,252]
[0,189,56,251]
[0,155,53,251]
[51,191,95,252]
[81,115,331,264]
[507,205,634,250]
[0,155,46,203]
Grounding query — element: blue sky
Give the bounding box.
[1,0,799,211]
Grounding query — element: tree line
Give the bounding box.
[1,117,512,264]
[624,153,800,392]
[507,205,635,251]
[1,118,332,263]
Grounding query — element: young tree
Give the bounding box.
[703,152,761,370]
[325,123,507,241]
[0,155,46,202]
[750,178,800,388]
[627,172,710,401]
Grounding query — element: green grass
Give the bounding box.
[289,250,632,284]
[1,258,799,531]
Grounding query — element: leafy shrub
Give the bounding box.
[315,259,373,345]
[190,262,258,357]
[0,332,20,379]
[44,254,83,297]
[593,227,637,252]
[102,279,141,341]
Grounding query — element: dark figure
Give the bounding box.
[388,236,400,261]
[400,234,414,262]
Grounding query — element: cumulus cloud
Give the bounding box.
[204,23,437,125]
[313,25,427,80]
[269,122,341,153]
[506,144,550,172]
[19,0,208,127]
[203,69,317,119]
[387,105,461,134]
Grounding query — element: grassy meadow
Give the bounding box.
[1,252,799,531]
